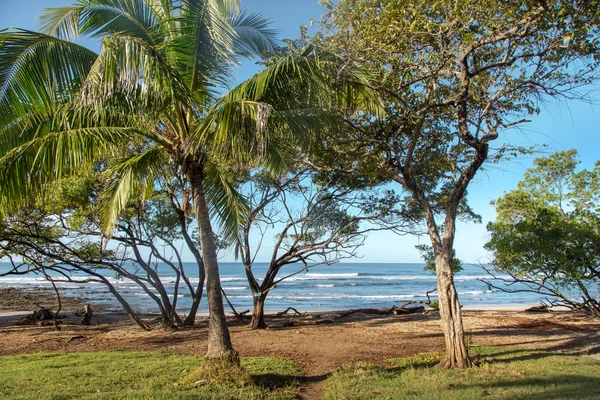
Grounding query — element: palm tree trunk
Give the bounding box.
[435,249,472,369]
[189,165,238,363]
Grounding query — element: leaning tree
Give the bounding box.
[0,0,377,363]
[0,168,211,329]
[315,0,600,368]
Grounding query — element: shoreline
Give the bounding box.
[0,305,550,321]
[0,286,548,319]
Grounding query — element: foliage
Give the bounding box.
[485,150,600,315]
[313,0,600,366]
[416,244,462,274]
[428,300,440,310]
[323,347,600,400]
[314,0,600,253]
[0,168,206,328]
[236,168,406,328]
[0,352,300,399]
[0,0,379,357]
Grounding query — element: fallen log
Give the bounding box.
[283,318,335,327]
[334,306,396,319]
[393,305,425,315]
[525,305,549,313]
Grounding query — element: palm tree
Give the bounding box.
[0,0,377,362]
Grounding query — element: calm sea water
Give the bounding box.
[0,262,550,312]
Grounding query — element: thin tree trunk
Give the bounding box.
[86,271,153,331]
[108,286,153,331]
[184,271,205,326]
[250,294,268,330]
[189,165,237,363]
[180,216,206,327]
[435,250,472,368]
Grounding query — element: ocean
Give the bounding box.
[0,262,550,313]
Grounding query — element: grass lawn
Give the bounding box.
[0,351,300,399]
[323,346,600,400]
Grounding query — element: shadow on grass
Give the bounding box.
[326,347,600,400]
[252,372,330,390]
[451,375,600,400]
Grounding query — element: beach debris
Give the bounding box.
[525,305,550,313]
[275,307,304,317]
[283,318,335,327]
[66,335,85,343]
[334,306,397,319]
[81,304,93,325]
[19,309,63,329]
[393,306,426,315]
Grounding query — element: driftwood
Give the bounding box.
[275,307,304,317]
[283,318,335,327]
[221,289,250,322]
[81,304,93,325]
[525,304,550,313]
[335,306,397,319]
[67,335,85,343]
[334,303,428,319]
[25,309,54,321]
[393,305,426,315]
[39,320,63,327]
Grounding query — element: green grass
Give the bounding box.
[0,351,300,399]
[323,346,600,400]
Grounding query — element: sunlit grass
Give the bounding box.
[323,346,600,400]
[0,351,300,399]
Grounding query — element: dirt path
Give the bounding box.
[1,310,599,399]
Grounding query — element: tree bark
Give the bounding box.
[435,250,472,369]
[183,275,204,326]
[189,164,237,363]
[250,294,268,329]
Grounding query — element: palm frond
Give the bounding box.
[80,34,192,116]
[203,161,249,243]
[0,29,97,117]
[176,0,239,94]
[99,145,168,233]
[39,0,162,45]
[189,52,381,170]
[229,10,279,58]
[0,123,133,214]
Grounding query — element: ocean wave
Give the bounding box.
[289,273,359,281]
[227,294,418,300]
[458,290,496,295]
[221,277,246,282]
[315,284,334,288]
[222,286,247,291]
[363,275,437,281]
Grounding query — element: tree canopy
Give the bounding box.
[486,150,600,315]
[312,0,600,368]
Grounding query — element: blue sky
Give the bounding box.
[1,1,598,264]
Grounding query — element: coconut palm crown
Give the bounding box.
[0,0,378,361]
